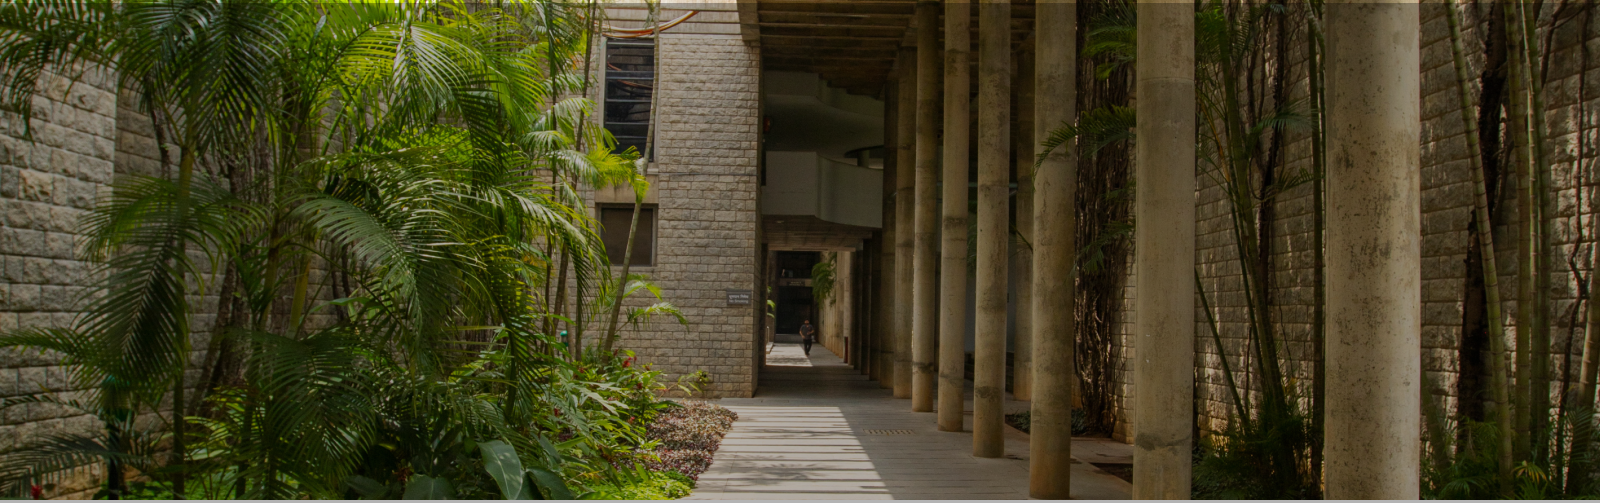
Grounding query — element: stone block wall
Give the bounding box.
[593,22,762,398]
[0,67,119,499]
[1,68,277,499]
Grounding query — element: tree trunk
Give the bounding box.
[601,1,660,356]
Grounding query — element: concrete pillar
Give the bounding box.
[831,253,842,353]
[938,0,972,433]
[1029,0,1076,497]
[1324,1,1420,498]
[854,249,866,365]
[869,238,882,376]
[1132,0,1194,498]
[878,83,899,388]
[973,0,1010,459]
[912,0,942,413]
[895,47,917,398]
[1011,43,1035,402]
[842,252,854,360]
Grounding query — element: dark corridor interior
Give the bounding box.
[773,251,820,334]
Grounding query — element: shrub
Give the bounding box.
[586,470,693,500]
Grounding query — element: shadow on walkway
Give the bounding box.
[686,343,1132,500]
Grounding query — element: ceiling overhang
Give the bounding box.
[763,216,876,251]
[741,1,1038,97]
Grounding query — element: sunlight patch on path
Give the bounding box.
[765,339,814,367]
[685,345,1133,500]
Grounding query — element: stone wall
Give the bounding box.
[593,7,763,397]
[0,67,119,499]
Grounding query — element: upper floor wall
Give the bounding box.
[762,151,882,229]
[762,70,884,161]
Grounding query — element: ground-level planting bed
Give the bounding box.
[595,401,737,499]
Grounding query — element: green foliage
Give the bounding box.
[1424,418,1600,499]
[811,253,837,306]
[1191,405,1320,500]
[1034,105,1136,172]
[584,468,692,500]
[0,0,707,500]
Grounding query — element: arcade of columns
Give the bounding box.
[866,0,1421,499]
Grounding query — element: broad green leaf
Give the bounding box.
[344,475,389,499]
[536,435,563,464]
[529,468,574,500]
[514,475,538,500]
[403,475,454,500]
[479,439,526,500]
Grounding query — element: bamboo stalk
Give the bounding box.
[1447,1,1514,491]
[1503,0,1538,463]
[1306,0,1327,479]
[1518,1,1554,459]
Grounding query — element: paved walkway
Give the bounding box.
[687,341,1132,500]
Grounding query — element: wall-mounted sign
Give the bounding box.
[726,289,752,306]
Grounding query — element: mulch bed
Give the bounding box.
[641,401,738,480]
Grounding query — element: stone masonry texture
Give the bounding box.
[0,67,118,499]
[600,32,762,399]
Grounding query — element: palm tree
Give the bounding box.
[0,1,671,498]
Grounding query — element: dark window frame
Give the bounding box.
[603,37,655,161]
[598,203,658,267]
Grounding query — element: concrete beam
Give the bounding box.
[737,0,760,46]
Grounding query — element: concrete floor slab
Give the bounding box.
[684,343,1133,500]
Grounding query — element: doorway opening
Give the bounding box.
[772,251,821,335]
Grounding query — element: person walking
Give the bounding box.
[799,319,816,356]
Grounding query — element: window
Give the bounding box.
[604,38,654,160]
[600,205,656,266]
